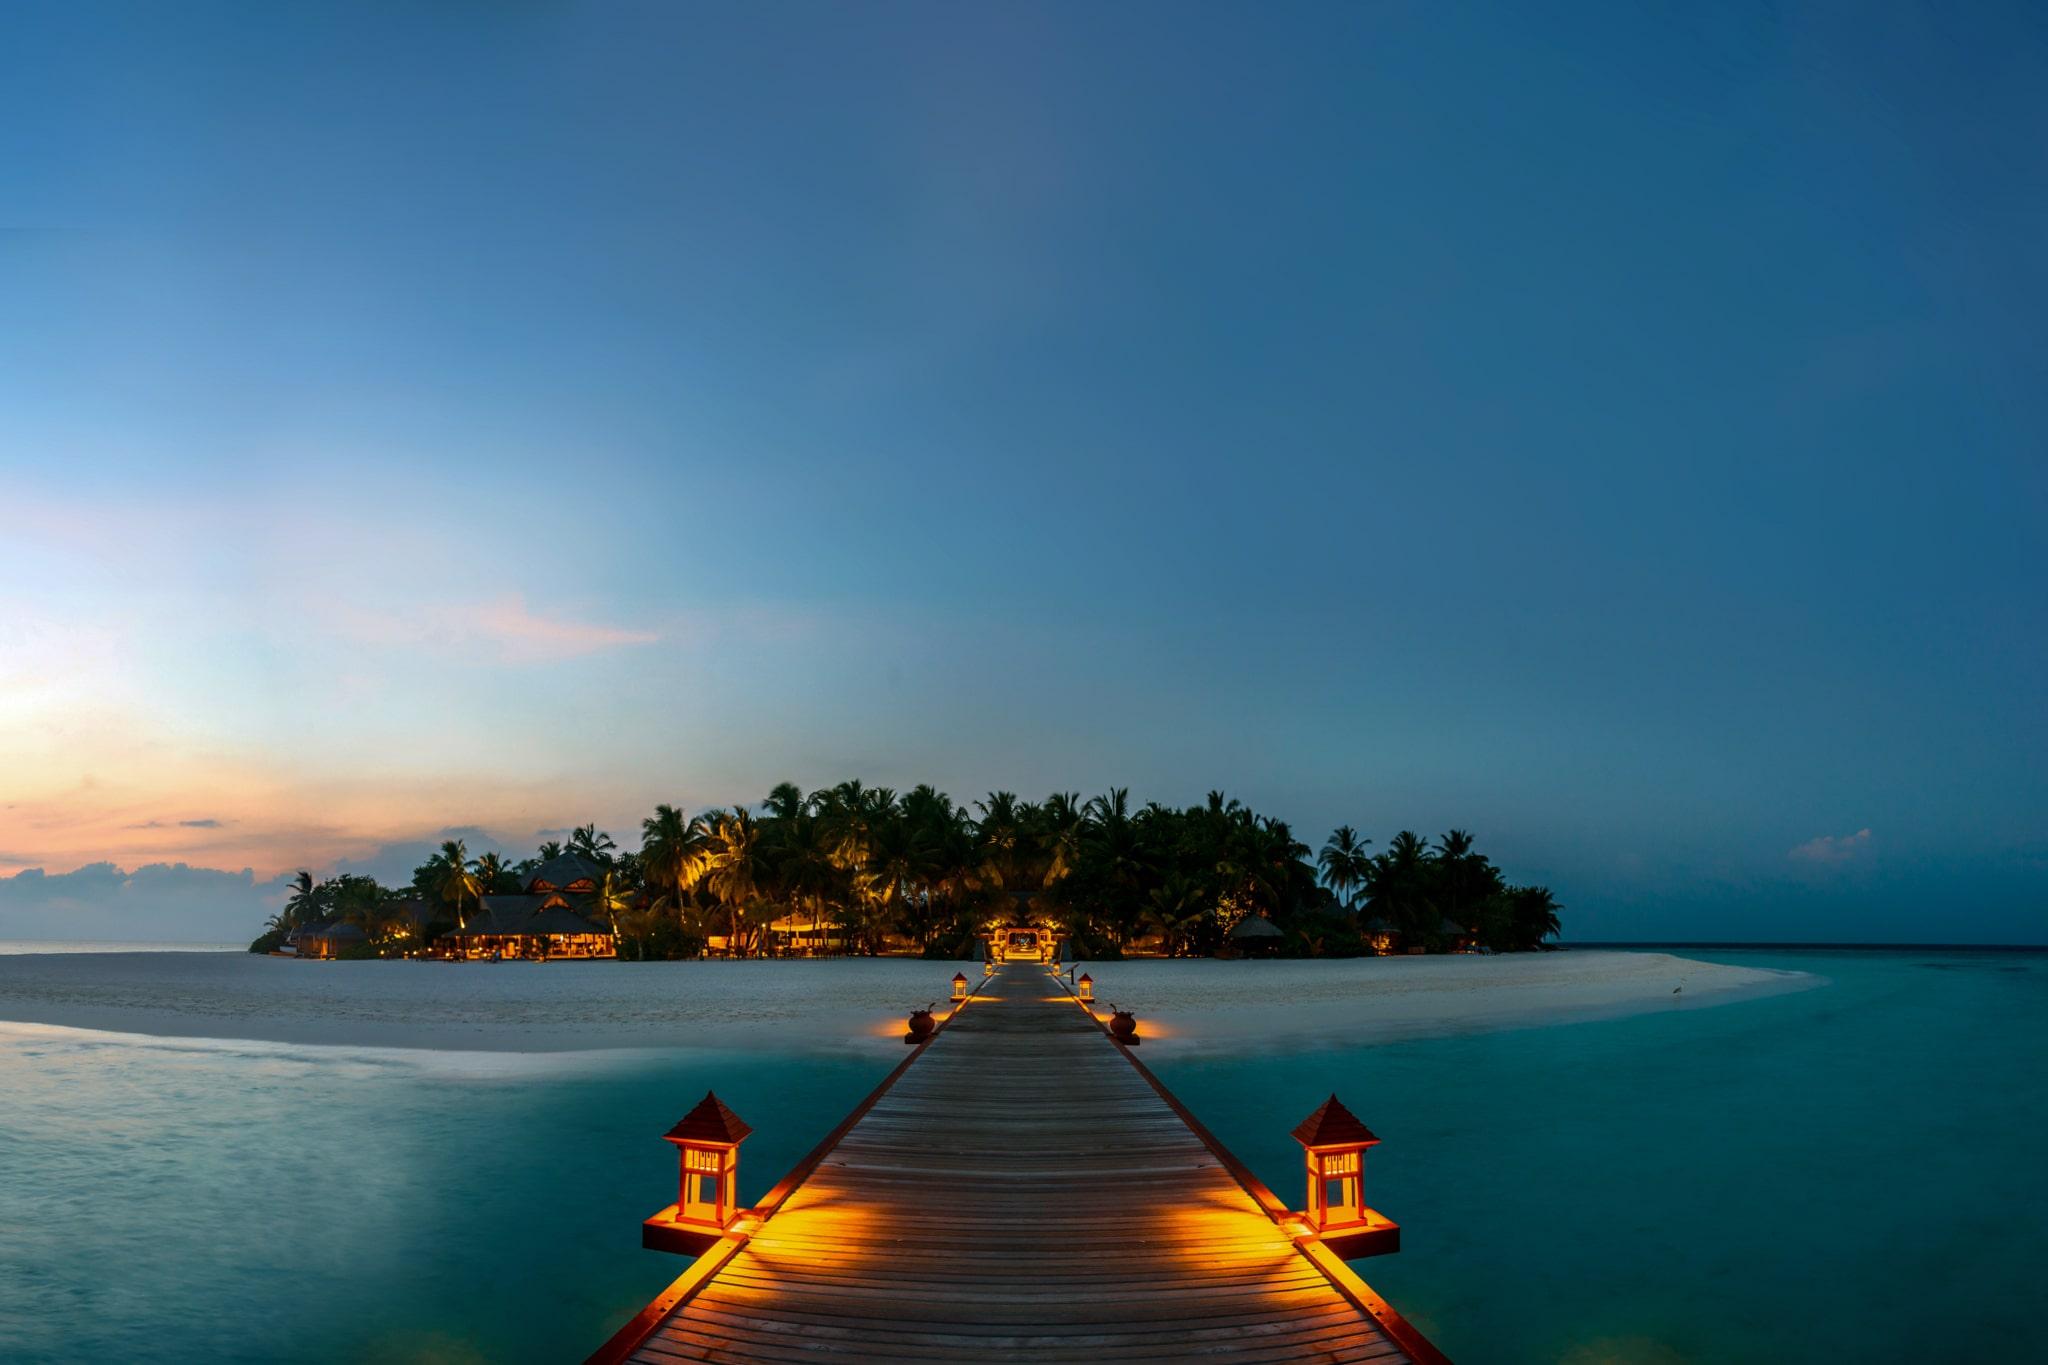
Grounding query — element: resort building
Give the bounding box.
[296,920,367,959]
[378,899,437,954]
[434,853,617,960]
[1227,913,1285,956]
[1361,916,1400,955]
[762,912,848,956]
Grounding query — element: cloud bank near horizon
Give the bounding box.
[0,862,286,944]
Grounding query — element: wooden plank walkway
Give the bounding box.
[593,963,1448,1364]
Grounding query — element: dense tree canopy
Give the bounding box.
[252,785,1563,959]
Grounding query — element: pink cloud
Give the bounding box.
[468,594,658,662]
[322,593,657,663]
[1788,828,1873,865]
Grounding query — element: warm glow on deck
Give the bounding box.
[594,961,1442,1365]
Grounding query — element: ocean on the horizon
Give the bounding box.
[0,939,244,954]
[1,947,2042,1363]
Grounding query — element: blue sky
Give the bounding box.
[1,1,2043,942]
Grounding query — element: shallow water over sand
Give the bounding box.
[0,948,2040,1362]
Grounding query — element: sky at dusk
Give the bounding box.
[2,2,2043,943]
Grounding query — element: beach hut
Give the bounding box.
[1360,916,1400,956]
[764,911,845,956]
[437,892,615,960]
[1438,916,1480,954]
[1228,914,1285,957]
[279,921,322,956]
[299,920,366,959]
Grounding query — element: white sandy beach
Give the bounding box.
[1073,950,1815,1053]
[0,947,1812,1057]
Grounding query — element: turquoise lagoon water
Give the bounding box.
[1,948,2042,1363]
[1151,949,2048,1362]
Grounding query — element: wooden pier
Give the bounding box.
[590,962,1448,1364]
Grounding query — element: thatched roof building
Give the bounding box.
[437,890,614,960]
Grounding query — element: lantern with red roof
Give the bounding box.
[642,1091,753,1254]
[1290,1094,1401,1257]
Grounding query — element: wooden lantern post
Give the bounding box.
[643,1091,753,1255]
[1076,972,1094,1004]
[951,972,969,1001]
[1290,1094,1401,1258]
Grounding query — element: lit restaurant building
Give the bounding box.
[434,853,617,960]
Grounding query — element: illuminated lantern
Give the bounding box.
[1290,1094,1400,1257]
[983,958,997,976]
[951,972,969,1001]
[1076,972,1094,1003]
[643,1091,752,1255]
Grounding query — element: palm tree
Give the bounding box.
[346,893,397,947]
[769,796,840,955]
[583,868,635,942]
[761,781,807,823]
[975,791,1025,892]
[1366,830,1436,943]
[1079,789,1148,948]
[1142,877,1206,957]
[1506,886,1562,949]
[282,871,321,930]
[535,839,564,861]
[639,804,705,934]
[1244,816,1311,918]
[614,898,663,961]
[430,839,482,929]
[1317,826,1372,912]
[473,851,511,896]
[862,809,925,948]
[1032,791,1085,916]
[695,809,768,955]
[569,824,617,865]
[1432,828,1499,943]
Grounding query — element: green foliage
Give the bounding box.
[262,788,1564,958]
[248,928,286,954]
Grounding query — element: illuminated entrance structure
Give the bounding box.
[989,926,1053,964]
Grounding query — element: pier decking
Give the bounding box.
[592,963,1447,1364]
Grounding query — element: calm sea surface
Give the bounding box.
[1,948,2041,1363]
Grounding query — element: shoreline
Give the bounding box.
[0,949,1817,1058]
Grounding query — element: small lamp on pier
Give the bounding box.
[1290,1094,1400,1258]
[1076,972,1094,1004]
[951,971,969,1002]
[643,1091,753,1256]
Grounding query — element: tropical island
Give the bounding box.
[250,783,1563,962]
